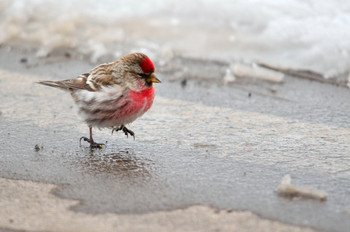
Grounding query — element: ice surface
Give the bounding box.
[1,0,350,78]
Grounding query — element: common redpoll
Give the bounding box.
[38,53,161,148]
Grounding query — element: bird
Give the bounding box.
[37,52,161,148]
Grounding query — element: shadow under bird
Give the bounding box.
[37,53,161,148]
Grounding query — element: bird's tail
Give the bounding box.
[36,80,68,89]
[37,76,93,91]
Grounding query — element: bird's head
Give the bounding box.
[121,53,161,89]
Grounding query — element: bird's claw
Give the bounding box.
[112,125,135,140]
[123,127,135,140]
[79,136,105,149]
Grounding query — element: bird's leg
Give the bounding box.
[80,127,105,149]
[112,125,135,140]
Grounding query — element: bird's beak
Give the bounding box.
[147,73,161,83]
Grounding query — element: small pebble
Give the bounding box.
[20,57,28,63]
[181,79,187,88]
[34,144,40,151]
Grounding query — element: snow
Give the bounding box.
[1,0,350,78]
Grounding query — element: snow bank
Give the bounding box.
[1,0,349,78]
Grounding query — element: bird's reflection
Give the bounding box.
[75,148,154,181]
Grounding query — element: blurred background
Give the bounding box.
[1,0,350,81]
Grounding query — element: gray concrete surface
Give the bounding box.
[0,47,349,232]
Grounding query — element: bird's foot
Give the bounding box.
[112,125,135,140]
[79,137,105,149]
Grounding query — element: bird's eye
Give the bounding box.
[137,73,148,79]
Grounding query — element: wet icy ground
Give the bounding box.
[0,48,349,232]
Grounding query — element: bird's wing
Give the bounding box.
[86,61,124,90]
[37,73,95,91]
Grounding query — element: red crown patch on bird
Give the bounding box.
[140,57,155,74]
